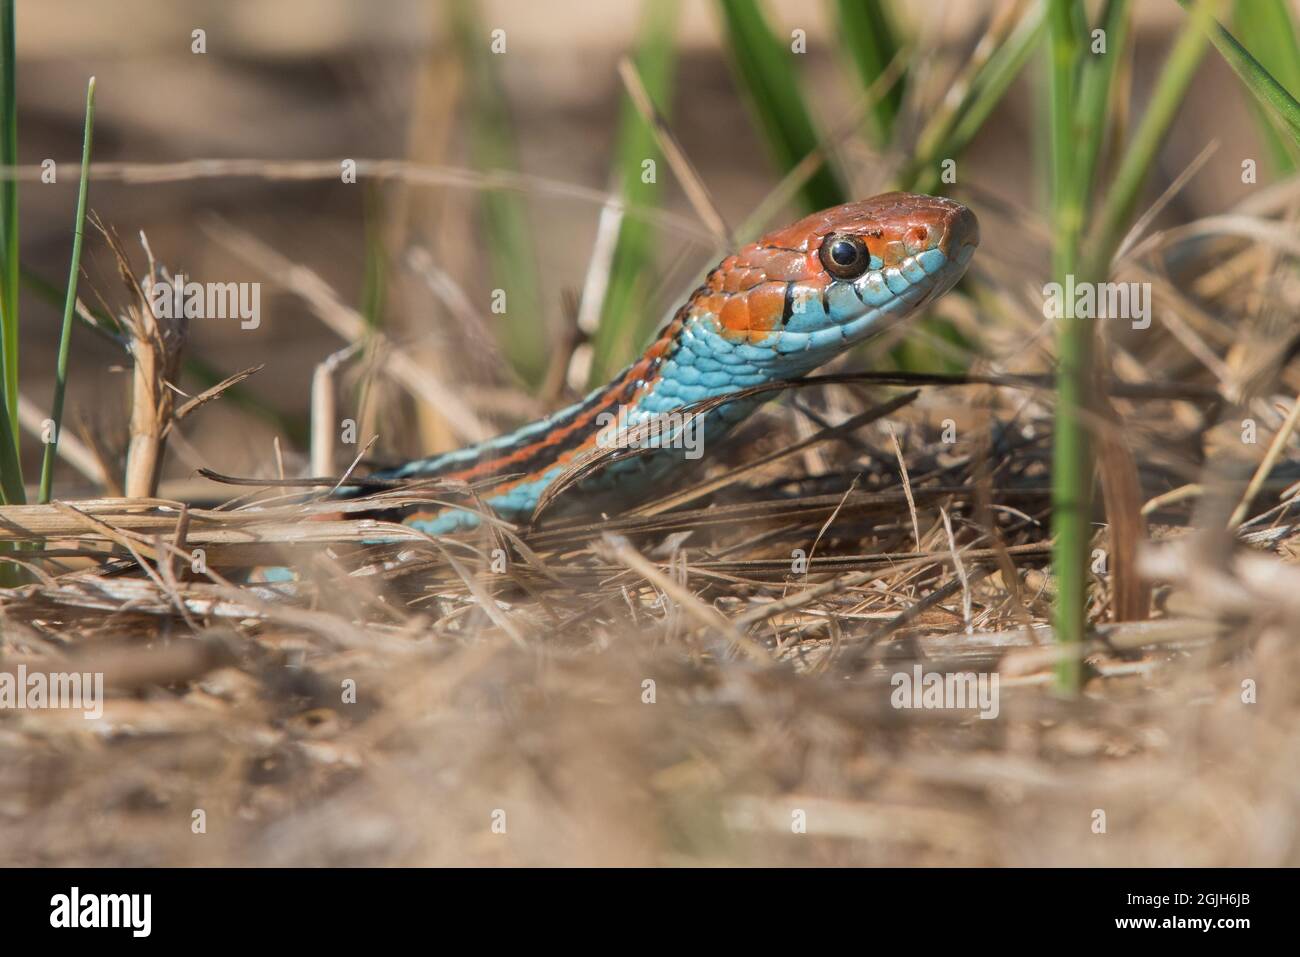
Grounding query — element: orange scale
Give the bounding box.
[743,282,787,333]
[723,268,755,294]
[750,249,807,282]
[697,292,725,316]
[718,294,751,334]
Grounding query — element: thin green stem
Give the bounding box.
[38,76,94,504]
[1047,0,1088,693]
[0,0,22,505]
[0,0,14,432]
[1073,0,1132,204]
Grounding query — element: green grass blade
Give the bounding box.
[1047,0,1089,692]
[718,0,847,212]
[449,0,548,388]
[1176,0,1300,145]
[1231,0,1300,172]
[38,77,94,504]
[0,0,14,437]
[832,0,905,146]
[904,3,1046,195]
[586,0,680,387]
[359,184,387,328]
[1073,0,1132,204]
[1088,0,1213,272]
[0,0,22,504]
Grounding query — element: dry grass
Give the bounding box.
[3,310,1299,864]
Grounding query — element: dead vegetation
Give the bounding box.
[2,244,1299,862]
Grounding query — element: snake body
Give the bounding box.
[369,192,979,533]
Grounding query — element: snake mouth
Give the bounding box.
[915,200,979,302]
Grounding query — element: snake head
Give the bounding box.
[701,193,979,363]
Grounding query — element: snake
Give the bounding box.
[358,192,979,535]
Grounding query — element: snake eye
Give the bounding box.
[819,234,871,280]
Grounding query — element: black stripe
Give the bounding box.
[781,281,795,326]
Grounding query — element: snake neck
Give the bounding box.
[374,301,706,487]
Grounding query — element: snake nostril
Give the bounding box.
[905,225,930,251]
